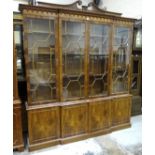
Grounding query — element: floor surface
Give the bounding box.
[14,115,142,155]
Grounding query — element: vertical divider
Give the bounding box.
[23,17,31,104]
[58,16,63,102]
[109,24,114,95]
[56,14,62,139]
[55,16,59,101]
[86,21,90,134]
[130,54,133,94]
[85,21,89,98]
[128,26,134,93]
[109,23,114,127]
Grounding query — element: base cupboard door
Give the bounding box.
[28,106,60,144]
[111,95,131,126]
[61,103,88,138]
[89,99,111,133]
[13,102,24,151]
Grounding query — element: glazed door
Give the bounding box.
[112,26,132,94]
[60,20,86,101]
[131,55,141,95]
[88,23,110,97]
[24,17,58,104]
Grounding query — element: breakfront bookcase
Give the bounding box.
[13,15,24,151]
[19,1,135,151]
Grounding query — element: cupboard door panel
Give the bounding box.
[13,108,20,146]
[89,99,111,132]
[131,96,142,115]
[13,103,24,149]
[61,103,88,138]
[28,107,60,144]
[112,96,131,125]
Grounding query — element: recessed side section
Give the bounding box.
[13,100,24,151]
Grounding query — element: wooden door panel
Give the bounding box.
[13,104,24,149]
[28,107,60,144]
[61,103,88,138]
[89,99,111,132]
[112,96,131,125]
[13,108,19,146]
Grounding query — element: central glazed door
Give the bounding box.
[88,23,111,97]
[60,19,86,101]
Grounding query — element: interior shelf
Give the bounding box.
[89,73,107,76]
[62,33,84,36]
[63,73,84,77]
[26,31,55,34]
[90,34,108,38]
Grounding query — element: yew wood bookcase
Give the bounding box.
[19,1,135,151]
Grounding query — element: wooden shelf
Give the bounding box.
[62,33,84,36]
[89,54,108,56]
[38,51,55,55]
[27,31,55,34]
[63,74,84,77]
[89,73,106,76]
[62,53,84,56]
[113,67,126,71]
[90,34,107,38]
[30,80,56,85]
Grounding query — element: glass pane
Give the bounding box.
[25,18,56,103]
[131,76,138,90]
[133,60,139,74]
[14,24,24,80]
[89,24,109,96]
[112,27,131,93]
[62,21,85,99]
[135,29,142,48]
